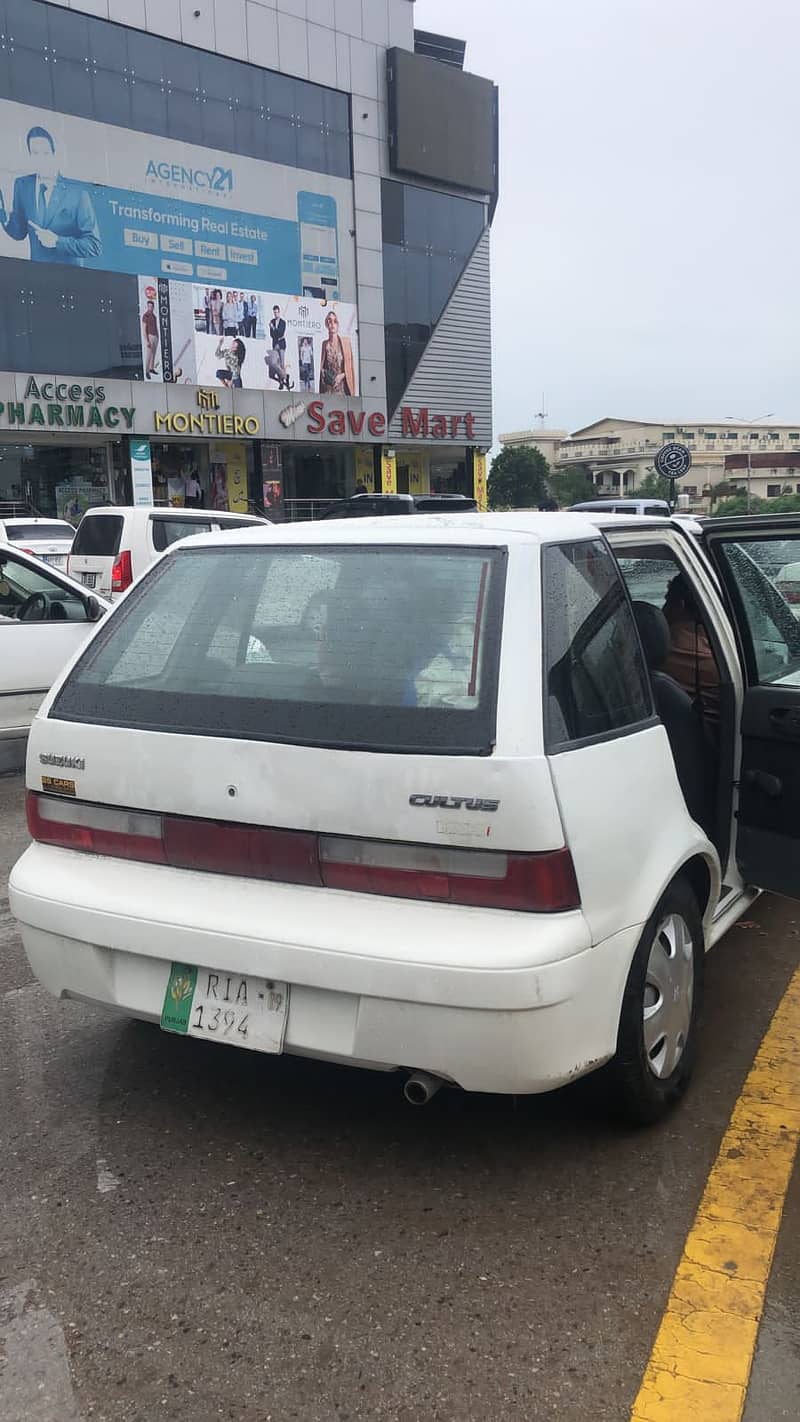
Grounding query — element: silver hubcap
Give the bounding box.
[643,912,695,1080]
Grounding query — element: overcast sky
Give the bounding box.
[413,0,800,438]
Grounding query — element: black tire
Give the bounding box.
[605,877,704,1126]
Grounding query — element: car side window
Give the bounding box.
[151,518,213,551]
[0,552,88,623]
[543,539,653,749]
[713,536,800,684]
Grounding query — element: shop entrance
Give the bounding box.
[0,439,118,522]
[150,441,254,514]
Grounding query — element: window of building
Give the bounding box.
[767,484,782,497]
[769,432,780,441]
[0,256,141,380]
[705,432,717,440]
[542,540,652,750]
[750,432,760,440]
[0,0,351,180]
[683,486,698,497]
[382,178,487,417]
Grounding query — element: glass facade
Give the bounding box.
[0,0,350,177]
[381,179,486,417]
[0,0,351,381]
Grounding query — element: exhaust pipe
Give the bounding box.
[403,1071,444,1106]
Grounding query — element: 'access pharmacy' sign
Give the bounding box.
[0,377,135,431]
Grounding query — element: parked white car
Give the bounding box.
[68,505,270,600]
[10,512,800,1121]
[0,544,107,773]
[0,516,76,571]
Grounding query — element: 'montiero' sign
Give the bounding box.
[0,376,135,430]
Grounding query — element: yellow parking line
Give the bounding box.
[630,967,800,1422]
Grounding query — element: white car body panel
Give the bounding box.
[8,513,750,1094]
[0,548,109,754]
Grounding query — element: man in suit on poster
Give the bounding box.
[0,126,102,266]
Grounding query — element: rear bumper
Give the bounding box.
[10,845,640,1094]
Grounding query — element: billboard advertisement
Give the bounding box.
[0,97,358,382]
[138,278,359,395]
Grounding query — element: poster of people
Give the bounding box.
[139,277,359,396]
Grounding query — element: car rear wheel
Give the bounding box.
[606,879,703,1125]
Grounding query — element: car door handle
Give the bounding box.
[768,706,800,737]
[744,769,783,798]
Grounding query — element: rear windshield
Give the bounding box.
[71,514,123,557]
[5,522,74,541]
[53,544,506,754]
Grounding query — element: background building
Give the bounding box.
[501,417,800,509]
[0,0,497,521]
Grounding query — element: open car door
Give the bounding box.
[703,515,800,895]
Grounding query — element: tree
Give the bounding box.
[634,470,673,500]
[710,494,768,517]
[488,444,549,510]
[548,463,596,508]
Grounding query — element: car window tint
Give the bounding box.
[4,523,74,541]
[543,539,652,749]
[53,545,507,755]
[151,518,213,552]
[714,537,800,684]
[72,515,123,557]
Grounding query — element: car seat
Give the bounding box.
[632,601,714,836]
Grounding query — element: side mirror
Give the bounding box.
[85,594,105,622]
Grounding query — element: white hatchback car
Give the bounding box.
[10,512,800,1121]
[0,544,107,772]
[0,516,76,570]
[68,505,269,600]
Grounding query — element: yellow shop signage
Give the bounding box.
[154,410,261,436]
[1,376,135,430]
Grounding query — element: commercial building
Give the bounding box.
[0,0,497,521]
[501,417,800,510]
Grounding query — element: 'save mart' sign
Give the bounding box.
[0,377,135,431]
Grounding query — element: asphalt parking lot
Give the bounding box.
[0,771,797,1422]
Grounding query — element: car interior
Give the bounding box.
[615,545,733,860]
[0,553,90,623]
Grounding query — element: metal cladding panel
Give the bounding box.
[388,228,492,447]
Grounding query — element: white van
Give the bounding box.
[68,505,269,599]
[11,512,800,1122]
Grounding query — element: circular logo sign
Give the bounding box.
[655,442,692,480]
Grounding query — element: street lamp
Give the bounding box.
[724,413,775,513]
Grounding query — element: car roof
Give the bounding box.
[82,505,264,522]
[173,510,610,551]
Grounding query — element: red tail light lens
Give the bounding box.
[111,549,133,592]
[320,837,579,911]
[780,582,800,604]
[27,793,166,864]
[26,793,580,913]
[162,816,321,886]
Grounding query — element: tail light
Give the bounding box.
[111,549,133,592]
[26,792,580,913]
[21,547,36,555]
[780,582,800,605]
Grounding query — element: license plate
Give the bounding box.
[81,572,97,588]
[160,963,289,1054]
[42,554,64,565]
